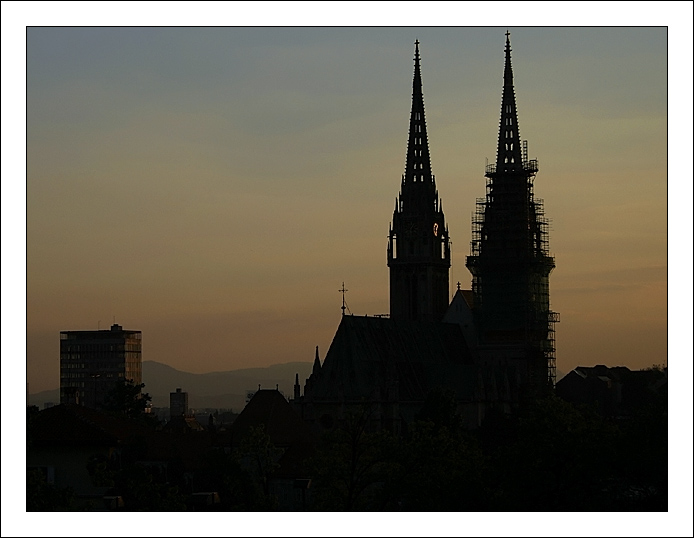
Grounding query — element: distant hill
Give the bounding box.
[141,360,314,411]
[30,361,567,412]
[28,361,314,413]
[28,389,60,409]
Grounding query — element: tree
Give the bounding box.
[487,394,623,511]
[309,405,400,510]
[110,463,187,511]
[101,378,153,420]
[26,468,75,511]
[234,425,281,506]
[389,389,488,511]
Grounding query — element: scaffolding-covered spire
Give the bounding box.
[404,39,434,187]
[496,31,524,172]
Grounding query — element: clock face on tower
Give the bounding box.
[433,222,439,237]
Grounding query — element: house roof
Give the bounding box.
[29,404,149,447]
[229,389,316,447]
[162,415,206,433]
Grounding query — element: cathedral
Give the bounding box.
[292,34,558,432]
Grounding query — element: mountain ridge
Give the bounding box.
[29,362,569,411]
[29,360,314,412]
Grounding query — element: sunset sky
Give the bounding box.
[3,2,693,535]
[18,24,673,394]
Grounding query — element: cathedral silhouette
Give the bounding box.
[292,34,558,432]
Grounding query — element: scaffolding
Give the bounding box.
[467,152,558,387]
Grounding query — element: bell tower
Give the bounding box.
[388,41,451,322]
[466,32,558,388]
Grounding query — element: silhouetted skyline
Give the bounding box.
[23,25,669,395]
[6,3,693,537]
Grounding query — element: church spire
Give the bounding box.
[496,31,524,173]
[468,32,557,388]
[312,346,321,375]
[388,40,450,323]
[404,39,434,188]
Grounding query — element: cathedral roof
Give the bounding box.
[308,315,477,403]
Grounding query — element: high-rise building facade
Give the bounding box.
[59,323,142,408]
[170,388,189,418]
[387,41,451,322]
[466,33,558,388]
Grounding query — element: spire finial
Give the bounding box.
[339,282,349,316]
[493,30,523,172]
[402,39,433,188]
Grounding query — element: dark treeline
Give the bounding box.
[27,384,666,511]
[307,390,667,511]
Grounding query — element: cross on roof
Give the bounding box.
[339,282,349,315]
